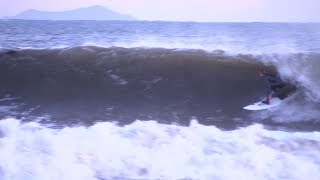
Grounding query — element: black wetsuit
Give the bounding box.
[263,74,286,101]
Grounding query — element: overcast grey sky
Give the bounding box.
[1,0,319,22]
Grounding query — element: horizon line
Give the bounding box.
[1,18,320,23]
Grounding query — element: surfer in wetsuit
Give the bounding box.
[259,69,286,105]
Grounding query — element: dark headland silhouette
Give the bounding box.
[9,5,135,21]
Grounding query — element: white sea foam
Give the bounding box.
[272,55,320,101]
[0,118,319,180]
[80,35,302,55]
[2,35,307,55]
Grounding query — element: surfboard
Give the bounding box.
[243,97,283,111]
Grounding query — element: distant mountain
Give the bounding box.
[10,5,135,21]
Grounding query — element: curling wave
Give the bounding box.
[0,46,319,129]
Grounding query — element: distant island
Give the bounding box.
[8,5,135,21]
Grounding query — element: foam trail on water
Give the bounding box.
[0,118,319,180]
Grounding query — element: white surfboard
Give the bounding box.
[243,97,283,111]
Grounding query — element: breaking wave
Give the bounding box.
[0,46,319,128]
[0,118,319,180]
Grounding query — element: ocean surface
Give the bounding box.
[0,20,320,179]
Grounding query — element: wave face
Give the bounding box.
[0,47,319,129]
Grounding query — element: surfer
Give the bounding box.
[259,69,286,105]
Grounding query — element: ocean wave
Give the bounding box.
[0,46,319,125]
